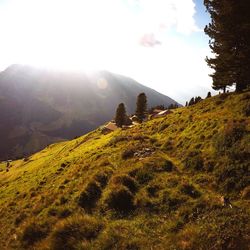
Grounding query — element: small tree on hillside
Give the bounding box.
[136,93,147,121]
[206,92,212,98]
[194,96,202,104]
[115,103,126,127]
[189,97,195,106]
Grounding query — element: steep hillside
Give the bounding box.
[0,91,249,250]
[0,64,178,160]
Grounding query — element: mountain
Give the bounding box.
[0,64,179,160]
[0,91,249,249]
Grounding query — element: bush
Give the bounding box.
[50,215,103,250]
[110,175,138,193]
[21,221,48,246]
[78,181,102,210]
[104,186,135,213]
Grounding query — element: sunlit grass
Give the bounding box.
[0,91,249,249]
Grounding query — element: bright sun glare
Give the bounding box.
[0,0,212,102]
[1,0,140,71]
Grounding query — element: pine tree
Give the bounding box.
[206,91,212,98]
[115,103,126,127]
[194,96,202,104]
[189,97,195,106]
[204,0,250,92]
[136,93,147,120]
[185,101,188,107]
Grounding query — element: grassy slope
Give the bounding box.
[0,91,249,250]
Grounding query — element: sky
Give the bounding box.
[0,0,212,104]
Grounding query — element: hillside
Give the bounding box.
[0,64,178,160]
[0,91,249,250]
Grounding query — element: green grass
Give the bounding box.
[0,91,249,249]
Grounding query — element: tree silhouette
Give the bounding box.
[115,103,126,127]
[189,97,195,106]
[206,92,212,98]
[204,0,250,92]
[136,93,147,121]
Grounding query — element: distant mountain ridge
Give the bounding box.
[0,64,179,160]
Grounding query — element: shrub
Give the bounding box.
[110,175,138,193]
[21,221,48,246]
[78,181,102,210]
[50,215,103,250]
[104,186,135,213]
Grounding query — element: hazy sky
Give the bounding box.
[0,0,212,104]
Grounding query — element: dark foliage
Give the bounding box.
[206,91,212,98]
[204,0,250,92]
[135,93,147,120]
[115,103,127,127]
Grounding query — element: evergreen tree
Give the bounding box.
[189,97,195,106]
[115,103,126,127]
[136,93,147,120]
[204,0,250,92]
[185,101,188,107]
[206,91,212,98]
[194,96,202,104]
